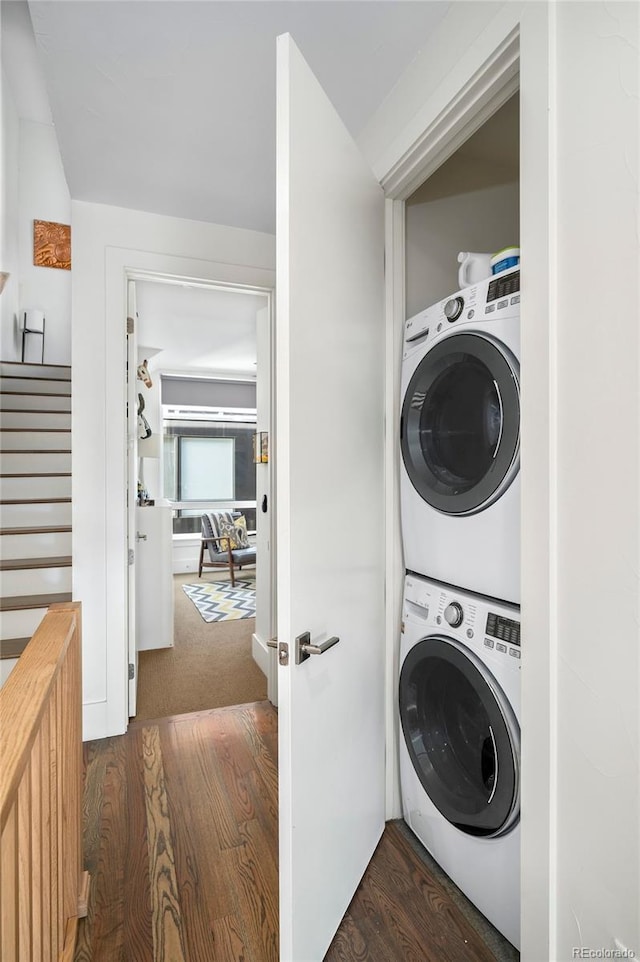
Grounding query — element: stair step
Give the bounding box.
[0,555,72,570]
[0,378,71,395]
[1,529,72,560]
[0,361,70,380]
[0,475,71,499]
[0,500,72,526]
[0,607,49,640]
[0,393,71,412]
[1,565,72,596]
[0,498,71,505]
[0,373,70,383]
[0,410,71,429]
[0,452,72,473]
[0,430,71,451]
[0,524,72,536]
[0,638,30,660]
[0,592,72,612]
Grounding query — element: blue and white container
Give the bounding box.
[491,247,520,275]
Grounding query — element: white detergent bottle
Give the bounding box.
[457,251,493,287]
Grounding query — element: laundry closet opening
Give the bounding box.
[396,91,521,952]
[130,278,273,722]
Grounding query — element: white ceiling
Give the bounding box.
[26,0,449,233]
[135,280,265,377]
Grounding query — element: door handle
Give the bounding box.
[262,494,268,513]
[295,631,340,665]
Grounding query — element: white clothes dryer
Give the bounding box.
[399,572,521,948]
[400,269,520,603]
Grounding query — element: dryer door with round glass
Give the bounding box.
[401,333,519,515]
[399,636,520,837]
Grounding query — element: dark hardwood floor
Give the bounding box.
[76,702,506,962]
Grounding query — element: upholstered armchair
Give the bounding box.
[198,510,256,586]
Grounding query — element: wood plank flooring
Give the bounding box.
[76,703,279,962]
[76,702,508,962]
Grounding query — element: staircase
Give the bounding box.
[0,361,72,670]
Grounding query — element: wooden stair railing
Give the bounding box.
[0,601,89,961]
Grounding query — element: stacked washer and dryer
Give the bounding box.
[398,268,522,948]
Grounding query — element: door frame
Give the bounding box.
[377,11,554,962]
[102,247,277,732]
[125,270,277,717]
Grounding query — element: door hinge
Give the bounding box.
[128,663,135,680]
[128,548,134,565]
[126,315,134,335]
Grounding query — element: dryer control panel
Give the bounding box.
[484,270,520,317]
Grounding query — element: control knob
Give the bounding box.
[444,602,464,628]
[444,297,464,322]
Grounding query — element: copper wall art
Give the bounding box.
[33,220,71,270]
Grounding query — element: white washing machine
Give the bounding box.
[399,572,521,948]
[400,268,520,603]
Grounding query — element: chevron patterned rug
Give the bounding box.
[181,580,256,623]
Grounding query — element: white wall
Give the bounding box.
[554,3,639,956]
[1,1,70,364]
[0,88,71,364]
[17,119,71,364]
[405,180,519,315]
[1,71,20,356]
[71,200,275,741]
[362,1,639,959]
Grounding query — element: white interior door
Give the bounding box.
[276,34,386,962]
[126,279,138,716]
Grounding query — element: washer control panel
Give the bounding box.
[404,574,520,663]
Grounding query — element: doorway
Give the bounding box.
[124,273,276,721]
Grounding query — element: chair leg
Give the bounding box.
[198,540,205,578]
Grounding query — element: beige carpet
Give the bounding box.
[134,571,267,722]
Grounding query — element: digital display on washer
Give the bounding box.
[487,270,520,303]
[486,612,521,647]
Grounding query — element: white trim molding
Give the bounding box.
[381,28,520,200]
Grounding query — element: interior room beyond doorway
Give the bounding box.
[130,278,270,720]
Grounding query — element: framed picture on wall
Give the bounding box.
[253,432,269,463]
[260,432,269,463]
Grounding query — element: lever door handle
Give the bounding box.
[266,637,278,649]
[295,631,340,665]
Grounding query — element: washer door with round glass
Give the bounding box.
[401,333,519,515]
[399,636,520,837]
